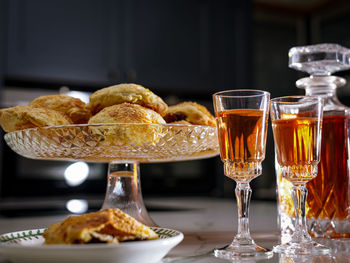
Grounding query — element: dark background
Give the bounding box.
[0,0,350,215]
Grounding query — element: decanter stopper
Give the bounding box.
[289,43,350,76]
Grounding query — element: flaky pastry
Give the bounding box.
[29,94,91,124]
[88,102,165,125]
[88,83,168,116]
[164,101,216,127]
[0,105,72,132]
[43,208,158,245]
[88,103,166,145]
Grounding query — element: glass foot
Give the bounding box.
[214,243,273,260]
[273,240,330,255]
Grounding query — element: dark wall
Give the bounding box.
[317,5,350,106]
[3,0,253,96]
[0,0,7,91]
[0,0,8,194]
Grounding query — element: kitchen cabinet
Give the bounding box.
[6,0,116,84]
[5,0,251,92]
[121,0,212,90]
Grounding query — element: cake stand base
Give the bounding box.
[101,161,157,227]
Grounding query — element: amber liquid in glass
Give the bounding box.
[216,109,266,180]
[272,117,319,184]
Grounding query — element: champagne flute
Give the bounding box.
[213,90,273,259]
[270,96,330,255]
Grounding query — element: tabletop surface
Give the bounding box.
[0,197,347,263]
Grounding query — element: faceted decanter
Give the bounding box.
[277,44,350,248]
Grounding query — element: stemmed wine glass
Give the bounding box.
[270,96,330,255]
[212,90,273,259]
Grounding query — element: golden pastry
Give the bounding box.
[164,101,216,127]
[88,102,165,125]
[88,103,165,145]
[43,208,159,245]
[29,94,91,124]
[0,105,73,132]
[88,83,168,116]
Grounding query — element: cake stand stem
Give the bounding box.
[101,161,157,226]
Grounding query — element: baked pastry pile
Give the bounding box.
[43,208,158,245]
[0,94,89,132]
[0,83,216,133]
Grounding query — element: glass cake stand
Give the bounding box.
[4,123,219,226]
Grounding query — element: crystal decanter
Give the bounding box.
[276,44,350,250]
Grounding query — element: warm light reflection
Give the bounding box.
[67,91,90,104]
[64,162,89,187]
[66,199,88,214]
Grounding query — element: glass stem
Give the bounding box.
[101,161,157,226]
[291,185,312,243]
[234,182,254,245]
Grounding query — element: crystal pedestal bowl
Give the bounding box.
[4,123,219,226]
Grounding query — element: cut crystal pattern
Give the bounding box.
[4,123,219,163]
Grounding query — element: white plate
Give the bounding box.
[0,227,183,263]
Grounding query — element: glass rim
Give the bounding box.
[213,89,270,98]
[270,95,323,104]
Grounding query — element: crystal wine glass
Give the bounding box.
[270,96,330,255]
[212,90,273,259]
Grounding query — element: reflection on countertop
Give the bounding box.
[0,197,348,263]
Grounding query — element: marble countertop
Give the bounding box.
[0,197,347,263]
